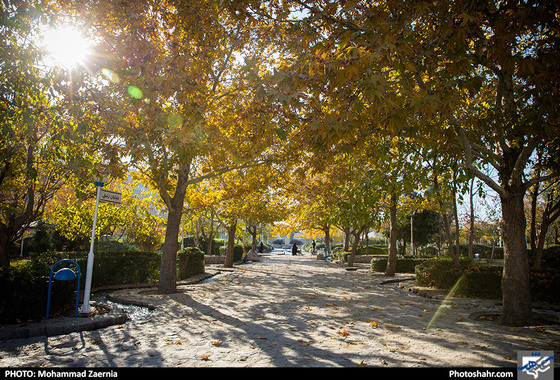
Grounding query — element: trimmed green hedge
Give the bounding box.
[414,257,473,289]
[1,249,206,324]
[0,261,75,324]
[177,247,205,280]
[69,251,162,288]
[414,257,559,302]
[182,237,224,256]
[370,256,430,273]
[218,244,245,262]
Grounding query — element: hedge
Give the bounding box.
[218,244,245,262]
[1,249,205,324]
[370,256,430,273]
[0,261,74,324]
[177,247,205,280]
[66,251,161,288]
[182,237,224,256]
[414,257,559,302]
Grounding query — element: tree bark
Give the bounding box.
[468,177,475,260]
[533,192,560,270]
[452,172,461,261]
[157,165,189,294]
[158,200,183,294]
[0,230,10,268]
[500,190,532,326]
[384,192,398,276]
[224,220,237,268]
[347,231,360,267]
[322,224,331,255]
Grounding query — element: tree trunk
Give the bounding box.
[224,220,237,268]
[248,225,257,254]
[347,230,361,267]
[385,193,398,276]
[322,224,331,255]
[452,172,461,261]
[468,178,475,260]
[441,209,460,266]
[342,227,350,251]
[158,203,182,294]
[0,229,10,268]
[500,191,532,326]
[434,176,460,266]
[533,192,560,270]
[529,182,539,251]
[157,165,189,294]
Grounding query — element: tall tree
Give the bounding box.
[74,0,279,293]
[0,1,89,266]
[260,0,560,326]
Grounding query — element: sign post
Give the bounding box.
[80,179,121,314]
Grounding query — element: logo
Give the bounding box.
[518,351,554,380]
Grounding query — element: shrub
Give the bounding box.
[356,246,388,255]
[0,257,77,324]
[182,237,224,255]
[414,257,559,302]
[414,257,472,289]
[60,251,161,288]
[453,266,503,299]
[370,256,430,273]
[177,247,205,280]
[530,270,560,304]
[218,244,245,262]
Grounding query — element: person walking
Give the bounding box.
[292,243,298,256]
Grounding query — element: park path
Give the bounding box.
[1,253,559,367]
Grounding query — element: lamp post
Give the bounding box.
[80,177,109,314]
[410,210,416,256]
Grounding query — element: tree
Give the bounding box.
[261,0,560,326]
[528,177,560,269]
[45,176,165,251]
[0,2,88,266]
[72,0,279,293]
[332,161,382,267]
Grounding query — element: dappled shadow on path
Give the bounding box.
[157,254,552,367]
[2,255,558,367]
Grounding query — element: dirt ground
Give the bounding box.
[1,254,559,368]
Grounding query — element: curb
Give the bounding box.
[0,270,220,341]
[0,304,127,341]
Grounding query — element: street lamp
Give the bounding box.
[80,176,111,314]
[410,210,416,256]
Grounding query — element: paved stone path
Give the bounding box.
[1,254,559,367]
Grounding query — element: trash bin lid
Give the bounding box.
[54,268,77,281]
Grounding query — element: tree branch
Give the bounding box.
[450,115,506,198]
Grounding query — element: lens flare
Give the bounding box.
[128,86,143,99]
[427,275,466,329]
[101,68,120,84]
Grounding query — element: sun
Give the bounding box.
[42,26,92,69]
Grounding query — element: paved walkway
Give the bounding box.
[1,254,559,367]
